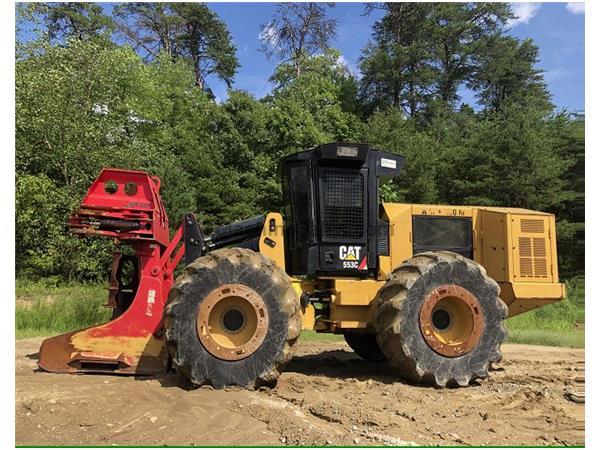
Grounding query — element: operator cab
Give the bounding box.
[279,142,403,277]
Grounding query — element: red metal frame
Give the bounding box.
[38,169,185,375]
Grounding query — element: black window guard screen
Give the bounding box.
[285,164,314,247]
[319,169,365,240]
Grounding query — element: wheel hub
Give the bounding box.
[196,284,268,361]
[419,284,483,357]
[222,308,245,333]
[431,308,452,330]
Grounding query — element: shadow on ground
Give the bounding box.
[284,349,428,386]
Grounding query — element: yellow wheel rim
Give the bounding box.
[196,284,268,361]
[419,285,483,357]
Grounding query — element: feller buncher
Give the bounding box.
[38,143,565,388]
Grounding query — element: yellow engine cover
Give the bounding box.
[381,203,565,318]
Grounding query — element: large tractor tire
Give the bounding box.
[343,333,386,361]
[163,248,302,389]
[374,251,508,387]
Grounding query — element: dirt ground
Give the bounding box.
[16,338,584,447]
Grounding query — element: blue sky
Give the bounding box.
[503,2,585,112]
[25,2,586,112]
[203,1,585,112]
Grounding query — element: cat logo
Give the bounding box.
[339,245,361,261]
[339,246,367,270]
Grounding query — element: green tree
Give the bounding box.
[440,105,575,211]
[270,49,360,113]
[359,3,435,117]
[428,3,513,107]
[365,109,441,203]
[114,3,238,90]
[113,3,180,57]
[16,174,113,280]
[359,2,513,117]
[268,53,364,154]
[170,3,238,89]
[260,3,337,77]
[19,2,114,43]
[16,39,147,189]
[469,36,552,113]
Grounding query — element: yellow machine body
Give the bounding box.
[258,205,565,334]
[37,156,566,389]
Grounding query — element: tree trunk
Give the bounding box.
[195,64,203,90]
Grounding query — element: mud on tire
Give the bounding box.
[374,251,508,387]
[163,248,302,389]
[344,333,386,361]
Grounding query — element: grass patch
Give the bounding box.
[300,330,344,342]
[504,277,584,348]
[507,329,584,348]
[16,328,55,339]
[16,279,109,339]
[506,307,576,333]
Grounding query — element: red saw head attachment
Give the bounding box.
[38,169,186,376]
[68,168,170,247]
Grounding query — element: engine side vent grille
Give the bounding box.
[534,259,548,277]
[520,219,545,233]
[518,236,548,278]
[518,237,531,257]
[533,238,547,258]
[533,238,547,276]
[320,169,365,240]
[520,256,533,276]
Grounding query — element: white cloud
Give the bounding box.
[507,2,542,27]
[566,2,585,14]
[258,23,278,47]
[336,54,349,68]
[544,68,564,82]
[335,54,358,77]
